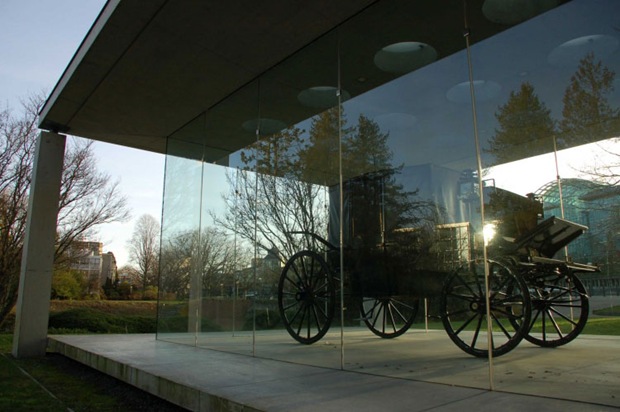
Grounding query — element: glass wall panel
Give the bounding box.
[248,31,343,368]
[473,0,620,404]
[193,82,261,356]
[157,0,619,406]
[337,0,490,384]
[158,125,208,346]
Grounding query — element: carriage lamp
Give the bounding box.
[483,222,497,246]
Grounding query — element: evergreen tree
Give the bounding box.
[346,114,392,176]
[298,106,351,185]
[486,82,556,164]
[559,53,620,147]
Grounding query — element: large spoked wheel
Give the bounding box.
[522,268,589,347]
[360,296,418,339]
[441,259,531,358]
[278,250,336,344]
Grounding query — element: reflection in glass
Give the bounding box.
[156,0,619,405]
[157,138,205,342]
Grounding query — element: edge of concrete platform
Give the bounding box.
[47,334,619,412]
[47,337,262,412]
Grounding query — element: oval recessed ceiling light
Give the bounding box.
[548,34,619,67]
[297,86,350,109]
[374,41,438,74]
[241,118,287,136]
[446,80,501,104]
[482,0,559,25]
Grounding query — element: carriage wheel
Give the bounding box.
[522,270,588,347]
[441,259,531,358]
[360,296,418,339]
[278,250,335,344]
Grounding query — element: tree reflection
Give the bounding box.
[217,108,441,267]
[159,227,248,299]
[486,82,555,164]
[560,53,620,147]
[486,53,620,166]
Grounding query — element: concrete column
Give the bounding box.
[12,131,66,358]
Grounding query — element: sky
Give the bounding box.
[0,0,164,267]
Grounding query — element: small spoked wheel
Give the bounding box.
[441,259,531,358]
[360,296,418,338]
[278,250,336,344]
[522,268,588,347]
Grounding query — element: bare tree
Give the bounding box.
[217,125,330,261]
[0,94,131,325]
[0,97,35,326]
[54,139,131,266]
[127,214,160,294]
[159,226,250,299]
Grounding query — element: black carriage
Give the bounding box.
[277,172,598,356]
[441,190,598,357]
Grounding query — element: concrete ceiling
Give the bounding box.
[38,0,521,157]
[39,0,379,153]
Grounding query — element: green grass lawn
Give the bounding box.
[593,305,620,317]
[0,334,185,411]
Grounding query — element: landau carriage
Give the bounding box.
[276,170,598,357]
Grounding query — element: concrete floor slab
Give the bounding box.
[48,332,619,411]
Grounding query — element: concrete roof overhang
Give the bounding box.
[38,0,518,158]
[39,0,383,154]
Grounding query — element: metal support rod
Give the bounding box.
[337,38,346,371]
[252,85,261,357]
[463,1,494,390]
[424,298,429,333]
[553,137,569,258]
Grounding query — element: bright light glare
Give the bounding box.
[483,223,497,245]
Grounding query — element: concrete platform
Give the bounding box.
[48,331,619,411]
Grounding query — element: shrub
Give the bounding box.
[51,269,85,300]
[48,308,156,334]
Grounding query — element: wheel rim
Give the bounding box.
[524,270,588,347]
[441,259,530,357]
[361,296,418,338]
[278,250,335,344]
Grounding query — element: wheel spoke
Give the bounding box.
[453,272,479,297]
[529,308,542,330]
[389,302,409,324]
[454,312,479,335]
[548,306,579,327]
[492,312,514,339]
[370,305,382,330]
[311,305,322,334]
[364,298,382,315]
[470,315,483,348]
[545,308,565,338]
[295,306,307,337]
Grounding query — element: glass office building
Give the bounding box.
[156,0,619,403]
